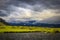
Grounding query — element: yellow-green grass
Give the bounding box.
[0,26,60,33]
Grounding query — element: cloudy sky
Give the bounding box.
[0,0,60,24]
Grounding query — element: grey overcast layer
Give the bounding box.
[0,0,60,24]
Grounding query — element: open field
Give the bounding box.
[0,26,60,33]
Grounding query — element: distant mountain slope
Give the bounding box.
[0,18,9,26]
[8,20,60,27]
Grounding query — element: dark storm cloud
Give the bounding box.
[6,0,60,12]
[0,0,60,17]
[0,0,60,24]
[18,0,60,9]
[0,0,10,9]
[0,10,7,16]
[0,0,10,17]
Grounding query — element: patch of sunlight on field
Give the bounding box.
[0,26,60,33]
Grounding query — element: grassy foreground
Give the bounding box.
[0,26,60,33]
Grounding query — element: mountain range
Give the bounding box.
[8,20,60,27]
[0,18,60,27]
